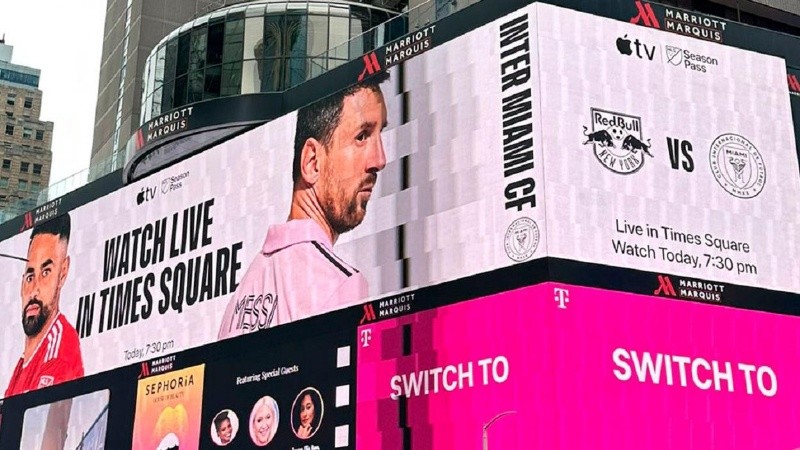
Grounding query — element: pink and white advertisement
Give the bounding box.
[357,283,800,449]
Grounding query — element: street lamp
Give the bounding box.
[482,410,516,450]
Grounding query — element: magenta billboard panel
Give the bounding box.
[357,283,800,449]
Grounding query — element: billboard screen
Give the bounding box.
[132,364,205,450]
[199,325,356,449]
[0,0,797,404]
[0,2,546,397]
[19,389,109,450]
[357,282,800,448]
[534,4,800,292]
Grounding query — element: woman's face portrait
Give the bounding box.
[251,402,276,446]
[293,388,323,440]
[217,418,232,444]
[299,394,315,429]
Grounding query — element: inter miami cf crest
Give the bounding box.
[504,217,539,262]
[709,133,766,199]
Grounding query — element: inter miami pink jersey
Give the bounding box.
[4,312,84,398]
[218,219,368,340]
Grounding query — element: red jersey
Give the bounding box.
[4,313,84,398]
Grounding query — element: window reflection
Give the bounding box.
[205,65,222,99]
[207,21,225,65]
[188,69,204,103]
[190,26,208,72]
[308,14,329,58]
[262,57,283,92]
[165,39,178,83]
[224,19,245,63]
[176,33,191,76]
[242,59,261,94]
[244,16,265,59]
[155,45,166,92]
[151,86,162,117]
[221,61,242,96]
[264,13,283,59]
[174,75,188,107]
[143,0,400,122]
[161,81,174,112]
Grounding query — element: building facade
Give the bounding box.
[0,41,53,216]
[90,0,407,180]
[139,1,399,124]
[89,0,800,181]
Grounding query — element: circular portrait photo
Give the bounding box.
[249,396,279,446]
[291,387,324,440]
[210,409,239,446]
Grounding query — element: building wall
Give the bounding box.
[0,84,53,211]
[138,1,399,123]
[90,0,238,178]
[89,0,406,179]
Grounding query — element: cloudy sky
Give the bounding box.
[0,0,106,184]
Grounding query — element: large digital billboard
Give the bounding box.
[0,3,546,398]
[132,364,205,450]
[18,389,109,450]
[198,324,356,449]
[535,4,800,294]
[357,282,800,448]
[0,0,797,405]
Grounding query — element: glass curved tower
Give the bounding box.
[140,0,399,124]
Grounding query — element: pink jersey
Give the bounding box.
[218,219,368,340]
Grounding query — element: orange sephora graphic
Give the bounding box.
[132,364,205,450]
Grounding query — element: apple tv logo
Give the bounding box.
[135,186,157,205]
[616,34,657,61]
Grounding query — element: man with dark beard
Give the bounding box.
[5,213,83,397]
[218,72,389,340]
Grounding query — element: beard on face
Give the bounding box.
[21,299,49,337]
[321,173,376,236]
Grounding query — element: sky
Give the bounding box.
[0,0,106,185]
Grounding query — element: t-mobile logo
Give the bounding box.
[554,288,569,309]
[360,329,373,347]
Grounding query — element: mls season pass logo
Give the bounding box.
[582,108,652,174]
[663,45,718,73]
[614,32,718,73]
[709,134,766,198]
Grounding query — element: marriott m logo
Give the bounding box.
[654,275,677,296]
[359,303,377,324]
[357,52,382,82]
[788,74,800,95]
[630,0,660,29]
[138,362,151,379]
[19,212,33,232]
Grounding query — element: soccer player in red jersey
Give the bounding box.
[4,213,83,398]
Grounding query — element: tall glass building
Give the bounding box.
[140,0,401,124]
